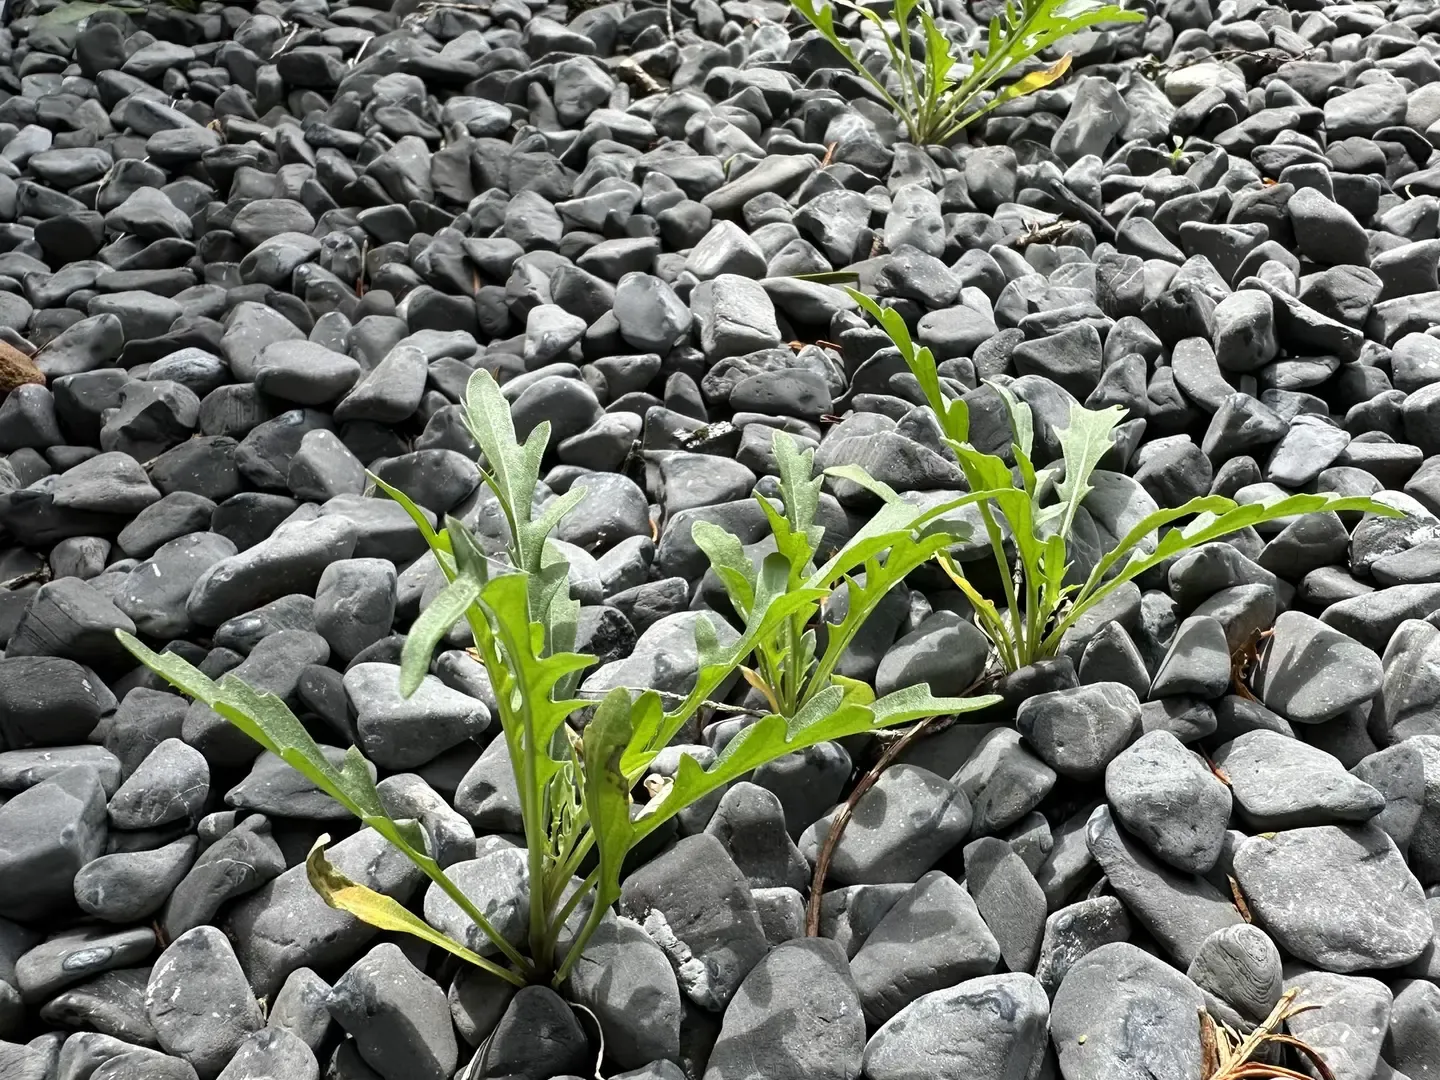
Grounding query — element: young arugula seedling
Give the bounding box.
[847,289,1404,672]
[118,369,1001,988]
[788,0,1143,145]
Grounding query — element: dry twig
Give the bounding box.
[804,671,993,936]
[1199,988,1334,1080]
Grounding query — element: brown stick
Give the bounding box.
[803,712,946,937]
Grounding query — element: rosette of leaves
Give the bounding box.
[118,369,1000,987]
[847,289,1404,673]
[788,0,1144,145]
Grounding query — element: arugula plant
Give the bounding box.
[788,0,1143,145]
[118,369,1000,988]
[696,431,987,718]
[847,290,1404,673]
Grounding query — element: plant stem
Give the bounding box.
[549,869,603,986]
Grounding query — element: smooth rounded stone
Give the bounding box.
[874,610,989,698]
[1014,682,1141,780]
[0,656,109,750]
[1285,969,1393,1080]
[657,452,755,518]
[1212,729,1385,829]
[313,560,397,664]
[797,765,972,886]
[509,375,602,444]
[522,306,588,370]
[454,736,523,834]
[375,773,475,869]
[238,232,323,289]
[447,965,515,1050]
[15,924,154,1002]
[1253,610,1382,724]
[92,1049,199,1080]
[423,849,528,958]
[74,837,197,922]
[693,276,783,364]
[50,452,161,514]
[106,739,208,830]
[182,627,326,765]
[1085,805,1243,968]
[1234,823,1432,972]
[702,937,863,1080]
[116,532,238,639]
[343,663,488,770]
[1212,290,1278,373]
[1104,730,1232,874]
[224,826,425,999]
[1322,583,1440,653]
[213,595,317,655]
[861,972,1047,1080]
[555,472,650,554]
[253,342,361,406]
[952,727,1056,836]
[816,883,909,961]
[0,1039,47,1080]
[482,986,588,1080]
[51,536,111,581]
[611,1066,685,1080]
[883,185,945,258]
[146,926,263,1080]
[287,429,366,501]
[0,766,107,920]
[187,516,358,627]
[1361,619,1440,745]
[266,968,332,1054]
[751,886,805,947]
[225,747,371,820]
[1147,614,1230,699]
[614,273,692,353]
[1012,326,1103,399]
[36,966,154,1045]
[1287,187,1369,267]
[704,782,808,891]
[332,346,426,425]
[104,188,192,241]
[849,869,1000,1027]
[581,611,742,722]
[561,914,681,1071]
[231,200,316,248]
[1352,742,1428,857]
[1385,979,1440,1079]
[54,1031,140,1080]
[1034,896,1132,995]
[962,838,1045,976]
[164,819,285,940]
[1185,924,1282,1027]
[0,747,120,797]
[1077,619,1150,699]
[115,492,216,560]
[6,578,135,665]
[917,304,1000,361]
[214,1027,317,1080]
[619,834,768,1013]
[324,943,455,1080]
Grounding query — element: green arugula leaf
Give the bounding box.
[1042,403,1125,539]
[693,520,758,616]
[400,571,483,697]
[1045,493,1403,651]
[581,688,636,912]
[633,684,1001,842]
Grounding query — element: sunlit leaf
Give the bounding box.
[306,836,518,981]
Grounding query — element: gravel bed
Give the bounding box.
[0,0,1438,1077]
